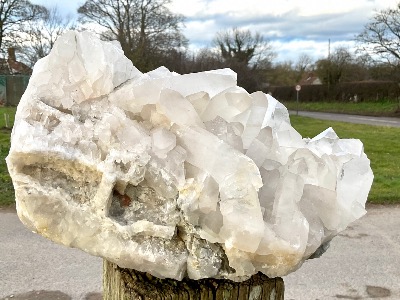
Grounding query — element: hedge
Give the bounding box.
[268,81,400,102]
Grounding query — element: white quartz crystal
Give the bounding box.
[6,31,374,281]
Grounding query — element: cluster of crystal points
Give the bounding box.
[7,31,373,281]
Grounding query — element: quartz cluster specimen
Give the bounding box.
[7,31,373,282]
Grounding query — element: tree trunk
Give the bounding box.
[103,259,284,300]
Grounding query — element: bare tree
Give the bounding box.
[356,3,400,65]
[268,60,297,86]
[19,6,75,67]
[189,48,224,72]
[294,53,313,82]
[212,28,275,92]
[213,27,274,67]
[77,0,187,71]
[0,0,48,56]
[316,46,354,85]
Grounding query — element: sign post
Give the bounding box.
[295,85,301,115]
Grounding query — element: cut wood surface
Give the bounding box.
[103,260,284,300]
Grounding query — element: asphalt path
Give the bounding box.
[0,209,102,300]
[289,110,400,127]
[1,205,400,300]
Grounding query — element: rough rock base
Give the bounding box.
[103,260,284,300]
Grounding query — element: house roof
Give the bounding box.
[298,72,321,85]
[0,48,32,75]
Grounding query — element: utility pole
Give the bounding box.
[327,39,331,99]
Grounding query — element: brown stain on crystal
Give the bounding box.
[113,190,132,207]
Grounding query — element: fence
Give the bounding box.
[0,75,30,106]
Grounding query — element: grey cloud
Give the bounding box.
[185,5,375,46]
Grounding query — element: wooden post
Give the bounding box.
[103,260,284,300]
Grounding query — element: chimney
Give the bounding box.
[7,48,16,62]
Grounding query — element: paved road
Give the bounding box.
[284,205,400,300]
[290,110,400,127]
[1,205,400,300]
[0,209,102,300]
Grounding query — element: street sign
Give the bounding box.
[295,85,301,91]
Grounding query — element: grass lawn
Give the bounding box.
[283,101,400,117]
[290,115,400,204]
[0,106,17,207]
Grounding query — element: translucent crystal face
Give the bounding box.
[6,31,374,282]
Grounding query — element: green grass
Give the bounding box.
[0,106,16,207]
[283,101,400,117]
[0,106,16,128]
[290,115,400,204]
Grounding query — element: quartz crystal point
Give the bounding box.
[6,31,374,281]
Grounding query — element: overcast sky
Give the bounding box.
[32,0,399,63]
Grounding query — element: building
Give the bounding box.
[298,72,322,86]
[0,48,31,105]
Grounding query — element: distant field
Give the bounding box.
[283,101,400,117]
[290,115,400,204]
